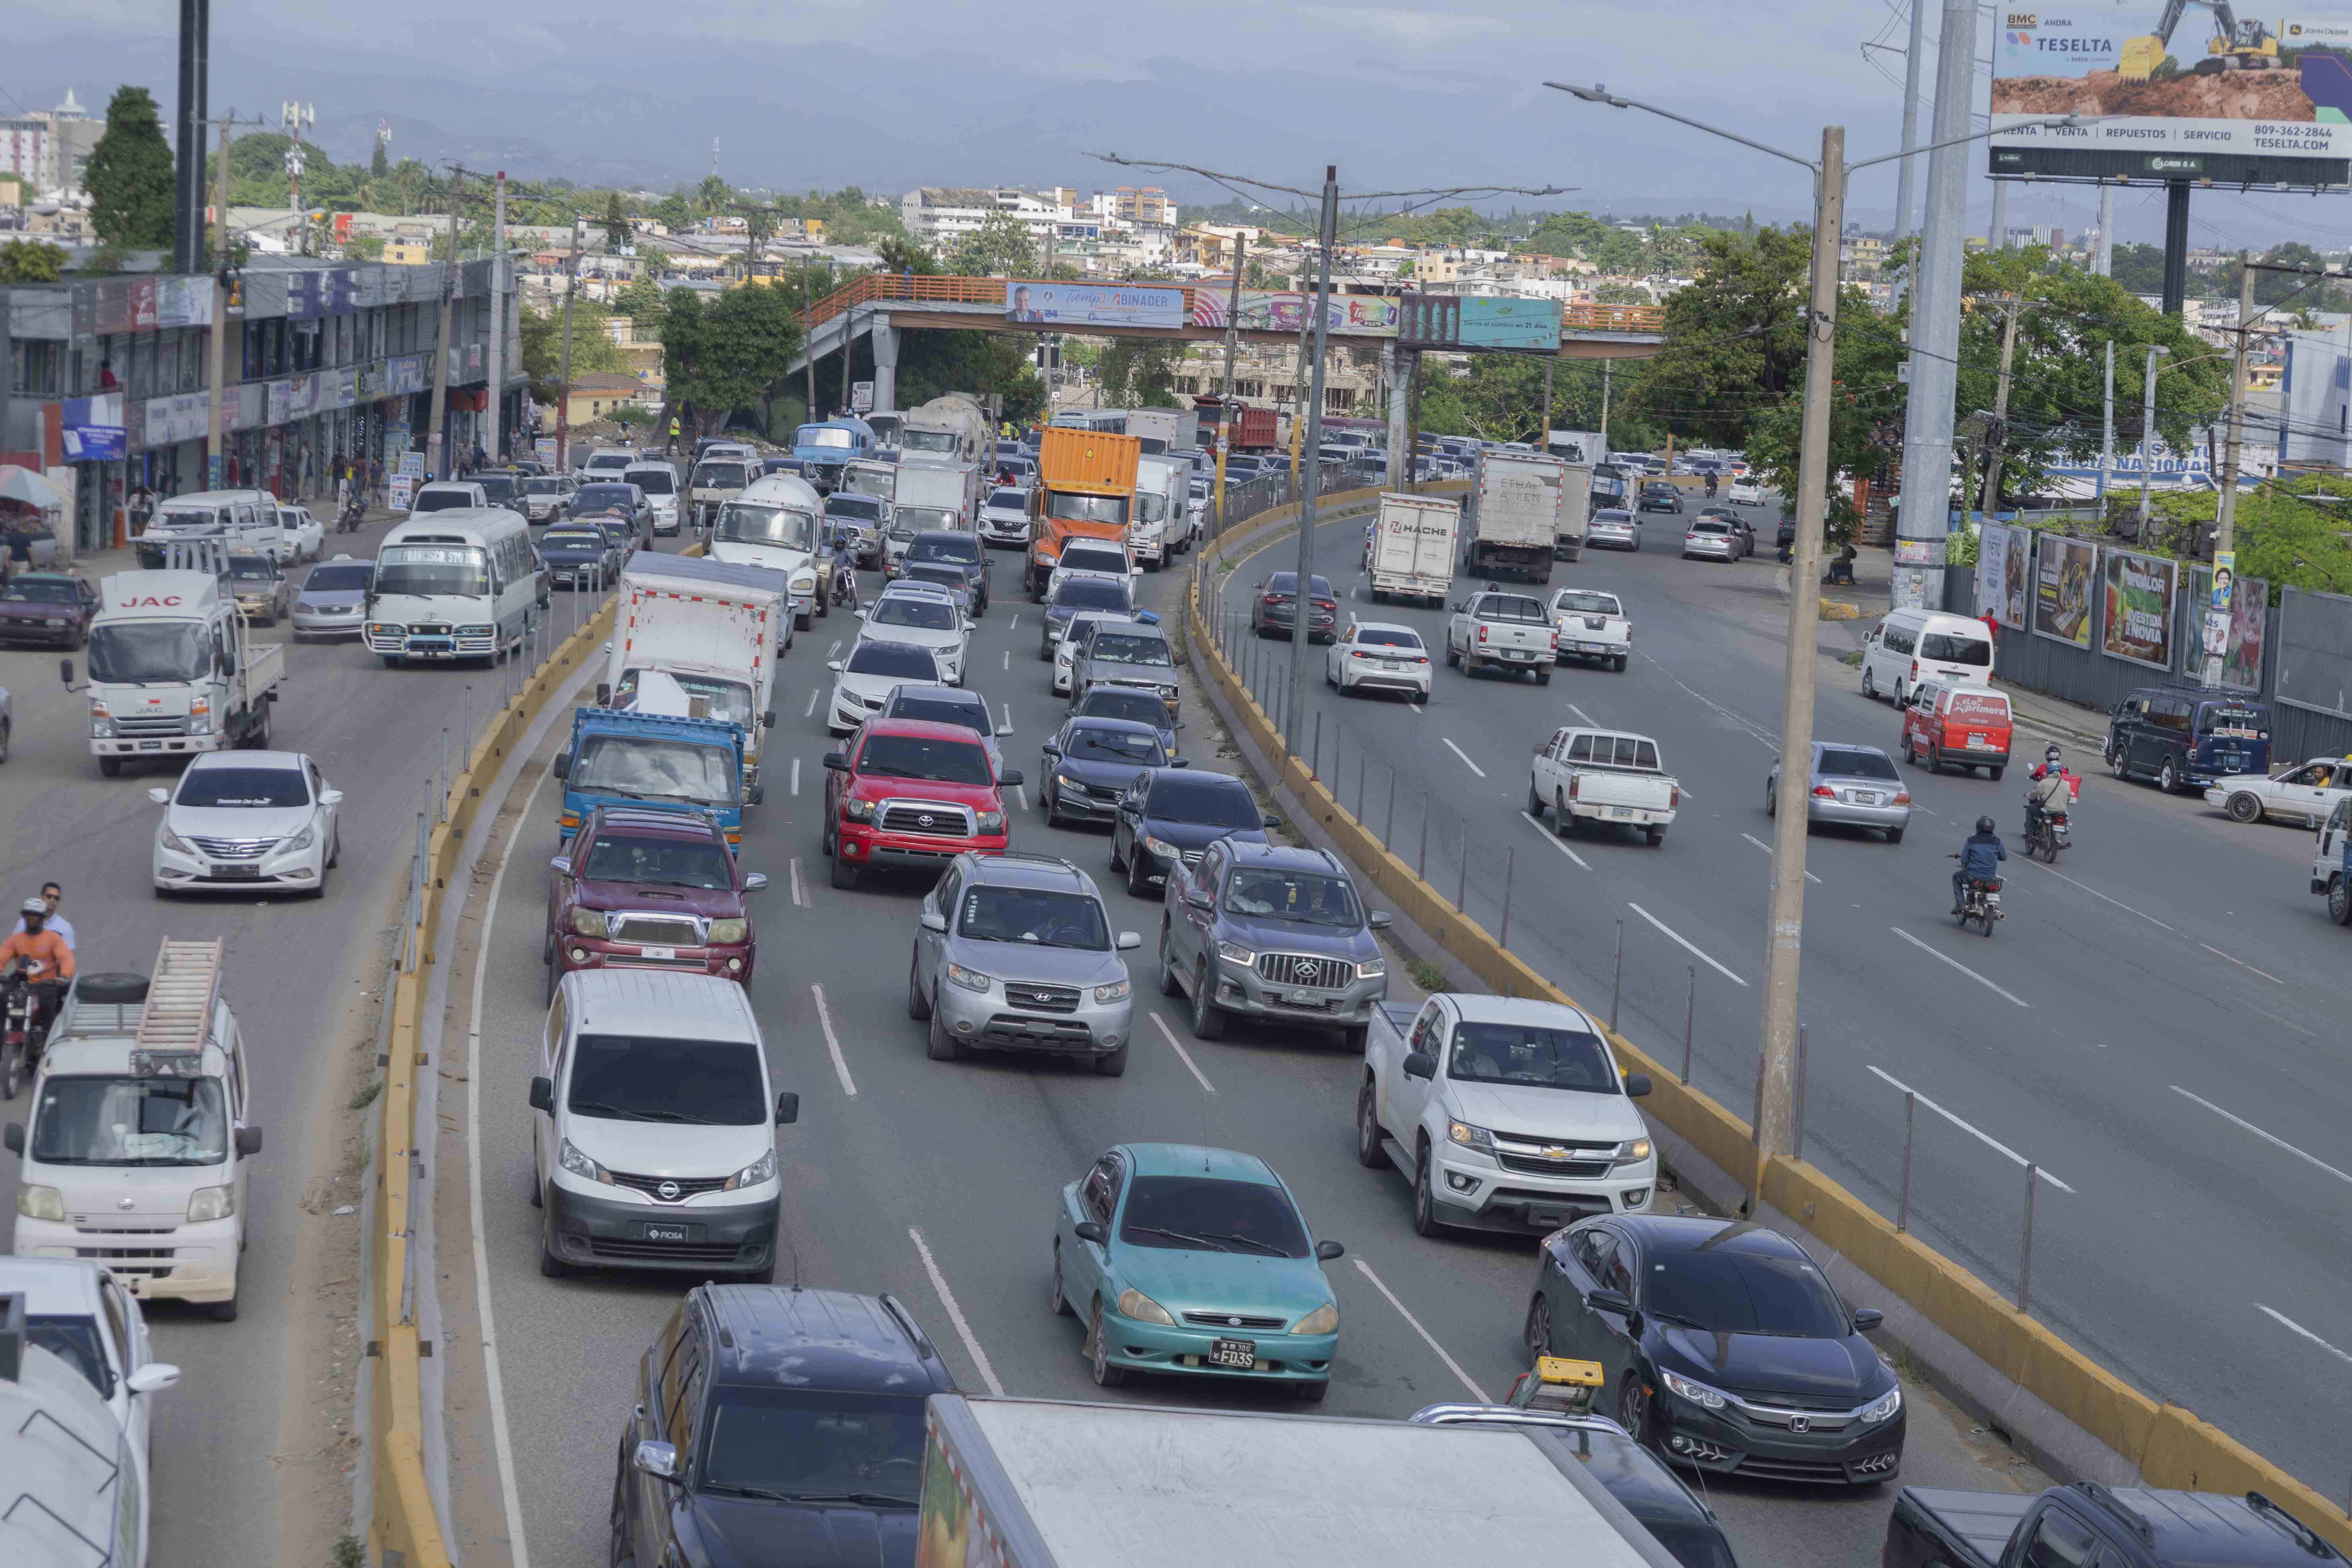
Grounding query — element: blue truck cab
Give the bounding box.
[792,418,875,488]
[552,707,754,845]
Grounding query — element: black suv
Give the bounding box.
[1637,482,1684,516]
[612,1285,957,1568]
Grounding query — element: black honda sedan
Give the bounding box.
[1523,1215,1903,1486]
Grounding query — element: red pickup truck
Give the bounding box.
[821,717,1024,890]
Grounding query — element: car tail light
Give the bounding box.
[1548,630,1560,650]
[1669,786,1681,808]
[1894,791,1912,804]
[1812,783,1837,798]
[1567,775,1580,800]
[1352,649,1369,658]
[1315,597,1336,611]
[1910,659,1919,680]
[1478,625,1489,643]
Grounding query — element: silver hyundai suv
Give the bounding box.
[909,851,1144,1075]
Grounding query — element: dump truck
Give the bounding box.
[1027,426,1142,597]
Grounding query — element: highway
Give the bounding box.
[454,521,2046,1568]
[1201,498,2352,1504]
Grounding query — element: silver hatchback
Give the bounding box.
[909,851,1144,1074]
[1766,741,1911,842]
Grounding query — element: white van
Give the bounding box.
[622,460,682,535]
[144,488,286,562]
[527,970,799,1281]
[1861,607,1995,706]
[367,508,539,665]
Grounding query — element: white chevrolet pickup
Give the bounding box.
[1444,587,1558,683]
[1530,727,1679,846]
[1355,993,1657,1236]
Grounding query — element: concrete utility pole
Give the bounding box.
[1283,166,1340,772]
[803,252,818,423]
[204,115,231,488]
[557,212,580,473]
[1540,357,1556,451]
[2099,338,2115,504]
[1217,233,1246,533]
[2206,256,2255,684]
[487,171,507,462]
[2095,184,2115,277]
[1989,179,2006,255]
[1976,293,2022,520]
[2139,344,2168,531]
[1599,359,1612,455]
[1893,0,1979,613]
[173,0,210,273]
[1894,0,1929,249]
[426,167,463,482]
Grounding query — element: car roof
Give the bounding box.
[582,805,724,843]
[188,748,306,771]
[888,684,984,709]
[1445,994,1602,1032]
[698,1285,956,1396]
[1348,620,1421,637]
[1222,839,1341,875]
[1612,1215,1809,1259]
[1123,1142,1279,1183]
[9,571,79,585]
[0,1257,108,1315]
[959,849,1099,893]
[561,969,760,1042]
[862,717,987,746]
[879,578,958,599]
[1064,716,1161,741]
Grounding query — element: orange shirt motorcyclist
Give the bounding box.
[0,908,74,984]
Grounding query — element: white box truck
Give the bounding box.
[918,1394,1680,1568]
[1366,492,1460,606]
[77,569,286,777]
[1122,407,1190,455]
[1467,450,1574,582]
[885,461,981,574]
[1130,452,1188,569]
[603,556,788,793]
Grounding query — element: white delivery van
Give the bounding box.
[4,944,263,1321]
[1860,607,1995,706]
[886,462,980,573]
[1131,453,1187,569]
[78,568,286,776]
[706,473,824,628]
[604,554,789,792]
[622,460,682,534]
[1367,492,1461,606]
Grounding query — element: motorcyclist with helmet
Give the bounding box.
[1952,815,2007,915]
[0,894,76,1051]
[2025,744,2076,835]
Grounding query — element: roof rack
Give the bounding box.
[134,938,224,1053]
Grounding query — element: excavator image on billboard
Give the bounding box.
[2119,0,2282,79]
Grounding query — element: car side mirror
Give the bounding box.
[1402,1051,1437,1081]
[1853,1307,1885,1333]
[826,660,843,672]
[853,608,868,619]
[1074,1220,1109,1245]
[595,682,612,705]
[998,769,1025,787]
[235,1125,264,1158]
[528,1076,554,1113]
[126,1363,182,1395]
[1171,757,1191,768]
[1368,911,1393,931]
[775,1091,800,1125]
[1624,1073,1653,1098]
[1587,1287,1635,1316]
[1315,1238,1345,1261]
[762,711,777,728]
[548,855,571,874]
[1116,931,1142,950]
[1263,813,1281,828]
[633,1440,680,1482]
[742,872,769,893]
[58,657,74,687]
[823,752,850,772]
[747,782,765,806]
[2,1122,21,1156]
[319,789,345,807]
[920,909,948,933]
[148,787,171,805]
[996,723,1015,737]
[1042,743,1061,758]
[552,751,571,780]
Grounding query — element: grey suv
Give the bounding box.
[1067,619,1181,716]
[1159,840,1391,1049]
[909,851,1145,1075]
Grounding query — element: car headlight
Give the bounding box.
[89,698,115,738]
[283,826,316,852]
[843,797,876,823]
[1116,1287,1176,1326]
[1216,939,1256,966]
[161,827,192,854]
[186,1184,237,1223]
[707,918,748,944]
[790,573,815,595]
[568,907,607,938]
[1616,1137,1654,1164]
[1661,1368,1730,1411]
[1142,835,1181,862]
[723,1147,776,1190]
[1094,978,1131,1003]
[458,624,494,636]
[946,962,993,993]
[188,697,212,736]
[559,1137,612,1183]
[15,1184,64,1222]
[1446,1119,1495,1154]
[1357,957,1386,979]
[1292,1301,1340,1335]
[1055,772,1087,800]
[295,600,317,614]
[1858,1385,1902,1423]
[976,810,1006,834]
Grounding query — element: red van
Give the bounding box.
[1901,681,2014,779]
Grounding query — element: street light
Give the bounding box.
[1544,82,2097,1165]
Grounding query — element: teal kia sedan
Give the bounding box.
[1052,1143,1345,1401]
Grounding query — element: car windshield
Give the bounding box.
[1921,631,1991,665]
[691,463,748,489]
[1054,579,1130,612]
[541,530,605,550]
[797,426,855,449]
[1148,776,1259,827]
[1691,521,1730,534]
[1088,632,1171,666]
[1224,867,1360,926]
[587,455,630,471]
[566,1034,764,1125]
[715,502,816,551]
[701,1388,927,1503]
[1555,592,1622,616]
[1060,549,1128,575]
[890,696,989,735]
[575,486,637,509]
[579,834,734,888]
[228,557,276,581]
[2200,703,2265,734]
[376,545,490,598]
[177,765,307,807]
[843,642,938,678]
[870,597,959,631]
[27,1317,110,1399]
[1355,628,1422,649]
[1644,1244,1850,1337]
[1080,690,1172,729]
[412,489,477,513]
[616,669,754,729]
[1265,573,1335,598]
[908,535,981,564]
[31,1076,228,1165]
[956,886,1110,949]
[475,476,519,501]
[1119,1176,1309,1257]
[156,506,221,529]
[857,733,992,785]
[1064,725,1163,764]
[826,495,883,523]
[2,577,77,603]
[1046,491,1128,526]
[88,621,210,684]
[1818,748,1900,781]
[1447,1021,1616,1092]
[1134,492,1168,523]
[987,489,1026,509]
[629,470,677,495]
[571,736,738,805]
[893,507,958,535]
[306,564,371,592]
[523,478,569,495]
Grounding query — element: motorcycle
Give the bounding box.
[1947,855,2003,937]
[336,495,367,533]
[0,960,53,1100]
[2024,806,2070,863]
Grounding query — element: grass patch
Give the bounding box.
[1838,649,1864,667]
[1408,957,1448,991]
[332,1537,365,1568]
[348,1080,382,1112]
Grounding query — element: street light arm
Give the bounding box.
[1541,82,1818,170]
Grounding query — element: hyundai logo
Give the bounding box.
[1787,1415,1810,1434]
[118,1197,137,1211]
[657,1180,682,1201]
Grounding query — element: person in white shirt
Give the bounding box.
[10,882,72,951]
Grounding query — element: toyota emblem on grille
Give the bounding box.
[656,1180,682,1201]
[918,813,936,827]
[1787,1415,1810,1433]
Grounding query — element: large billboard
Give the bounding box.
[2032,534,2098,649]
[2099,546,2179,668]
[2191,563,2268,688]
[1190,291,1402,337]
[1005,282,1184,330]
[1977,523,2033,630]
[1991,3,2352,183]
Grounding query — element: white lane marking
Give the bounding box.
[1352,1258,1490,1402]
[2199,942,2282,984]
[1008,614,1019,632]
[1627,902,1747,987]
[2016,857,2174,931]
[1567,703,1598,727]
[1740,832,1821,884]
[1866,1065,2074,1191]
[1149,1013,1218,1092]
[789,858,809,907]
[2258,1304,2352,1368]
[827,637,841,658]
[2171,1086,2352,1187]
[803,687,819,719]
[1519,810,1590,870]
[790,757,801,797]
[1002,649,1010,672]
[1441,738,1487,778]
[909,1227,1006,1395]
[465,756,556,1568]
[1015,784,1030,812]
[1638,651,1779,749]
[808,983,858,1096]
[1890,925,2030,1008]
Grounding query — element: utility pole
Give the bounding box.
[802,252,818,424]
[204,115,231,488]
[2099,338,2115,507]
[2095,184,2115,277]
[1975,293,2022,521]
[557,211,580,474]
[2206,255,2255,684]
[426,167,463,481]
[281,101,312,255]
[1989,179,2006,255]
[1756,126,1846,1162]
[487,171,507,463]
[1283,166,1340,771]
[1216,233,1246,534]
[173,0,209,273]
[1599,359,1612,455]
[1891,0,1929,310]
[2139,344,2168,532]
[1540,357,1555,450]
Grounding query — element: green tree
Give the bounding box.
[84,86,175,249]
[369,134,388,179]
[1096,339,1183,407]
[946,211,1035,277]
[697,175,732,213]
[2146,477,2352,591]
[652,190,695,230]
[0,237,68,283]
[2215,242,2352,313]
[873,234,938,276]
[519,302,629,398]
[603,191,631,251]
[613,278,668,325]
[1630,224,1814,448]
[661,283,804,435]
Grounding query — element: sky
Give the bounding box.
[10,0,2352,251]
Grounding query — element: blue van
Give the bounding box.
[2104,686,2270,793]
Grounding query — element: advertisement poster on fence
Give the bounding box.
[1976,524,2030,629]
[2032,534,2096,649]
[2191,565,2267,689]
[2100,548,2178,669]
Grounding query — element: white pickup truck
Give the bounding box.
[1547,587,1631,672]
[1445,588,1558,684]
[1529,727,1679,845]
[1355,993,1658,1236]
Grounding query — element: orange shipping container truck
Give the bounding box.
[1028,428,1142,595]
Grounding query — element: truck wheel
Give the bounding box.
[99,756,122,778]
[250,702,272,750]
[1445,641,1459,669]
[1356,1078,1389,1168]
[208,1292,240,1322]
[1646,826,1666,847]
[1555,793,1575,837]
[831,855,860,890]
[1527,781,1545,816]
[2332,874,2352,926]
[1410,1141,1441,1236]
[1190,962,1227,1040]
[1339,1023,1367,1052]
[1612,655,1628,672]
[1535,668,1550,686]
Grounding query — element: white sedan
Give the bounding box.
[855,585,971,685]
[276,504,324,562]
[1325,620,1432,702]
[2206,757,2352,827]
[1729,478,1765,505]
[1549,587,1631,672]
[150,749,343,897]
[827,639,946,735]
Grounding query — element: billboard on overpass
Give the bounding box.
[1006,283,1184,330]
[1190,291,1401,336]
[1991,4,2352,183]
